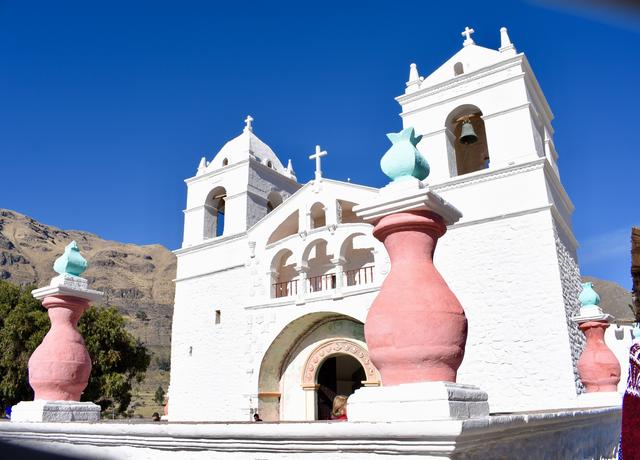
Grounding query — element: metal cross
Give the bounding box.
[309,145,328,181]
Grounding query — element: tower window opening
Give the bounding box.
[454,62,464,76]
[204,187,227,238]
[222,158,229,166]
[215,309,221,325]
[266,191,283,215]
[446,105,490,177]
[310,202,326,229]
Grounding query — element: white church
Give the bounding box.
[168,27,592,422]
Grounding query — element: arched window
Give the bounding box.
[337,200,362,224]
[445,105,490,177]
[271,249,296,298]
[267,211,299,245]
[309,202,326,229]
[203,186,227,238]
[302,239,334,293]
[267,160,273,168]
[266,191,283,214]
[340,233,375,287]
[453,62,464,76]
[222,158,229,167]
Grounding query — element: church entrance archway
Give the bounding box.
[257,313,381,421]
[301,338,381,420]
[316,354,366,420]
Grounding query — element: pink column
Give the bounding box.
[28,294,92,401]
[365,210,467,385]
[577,321,621,392]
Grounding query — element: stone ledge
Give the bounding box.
[0,407,620,459]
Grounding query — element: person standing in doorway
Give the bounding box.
[330,395,348,421]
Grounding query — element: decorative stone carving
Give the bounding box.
[301,339,381,386]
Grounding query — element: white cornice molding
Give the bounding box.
[185,159,249,185]
[173,263,245,284]
[521,55,554,122]
[430,158,545,192]
[396,54,524,105]
[543,161,575,214]
[174,231,247,256]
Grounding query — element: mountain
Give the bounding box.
[0,209,176,416]
[582,275,634,321]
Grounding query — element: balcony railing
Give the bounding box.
[272,266,375,299]
[273,279,298,298]
[308,273,336,293]
[345,266,374,287]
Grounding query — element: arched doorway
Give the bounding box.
[257,314,381,421]
[301,338,381,420]
[316,354,365,420]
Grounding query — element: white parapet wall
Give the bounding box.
[0,407,621,459]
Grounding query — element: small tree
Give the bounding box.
[0,280,151,415]
[80,306,151,413]
[154,385,165,405]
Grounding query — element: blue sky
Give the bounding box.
[1,1,638,289]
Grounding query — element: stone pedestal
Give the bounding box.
[348,382,489,422]
[11,401,100,423]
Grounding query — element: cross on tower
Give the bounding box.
[461,26,475,46]
[309,145,328,181]
[244,115,254,132]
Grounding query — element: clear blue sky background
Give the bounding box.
[1,1,638,289]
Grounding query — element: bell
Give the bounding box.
[459,120,478,145]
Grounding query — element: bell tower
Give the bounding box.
[396,27,586,411]
[181,117,300,248]
[399,26,559,179]
[397,26,568,239]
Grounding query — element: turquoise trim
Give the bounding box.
[53,241,88,277]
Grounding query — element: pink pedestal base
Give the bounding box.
[28,295,92,401]
[365,211,467,386]
[577,321,621,393]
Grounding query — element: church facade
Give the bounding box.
[168,27,586,422]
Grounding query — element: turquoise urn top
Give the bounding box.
[53,241,88,277]
[380,127,430,182]
[578,282,600,308]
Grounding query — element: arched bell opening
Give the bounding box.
[445,105,490,176]
[266,191,283,214]
[203,186,227,238]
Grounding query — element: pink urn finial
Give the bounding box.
[28,242,103,401]
[354,153,467,385]
[574,282,621,392]
[348,129,489,423]
[366,210,467,384]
